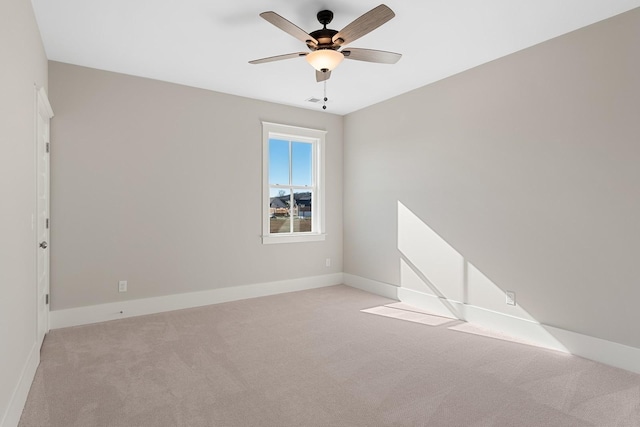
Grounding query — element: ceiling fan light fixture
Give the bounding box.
[306,49,344,72]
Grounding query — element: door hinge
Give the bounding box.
[46,218,49,229]
[45,294,49,305]
[46,142,50,153]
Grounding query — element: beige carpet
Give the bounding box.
[20,285,640,426]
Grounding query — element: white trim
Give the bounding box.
[398,287,640,374]
[1,343,40,427]
[35,85,53,347]
[344,274,640,374]
[542,324,640,375]
[397,286,465,319]
[397,289,567,352]
[262,233,326,244]
[51,273,344,329]
[36,86,54,119]
[343,273,399,300]
[261,121,328,137]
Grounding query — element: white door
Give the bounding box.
[36,87,53,347]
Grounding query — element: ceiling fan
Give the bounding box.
[249,4,402,83]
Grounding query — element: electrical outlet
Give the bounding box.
[325,258,331,267]
[118,280,128,293]
[505,291,516,306]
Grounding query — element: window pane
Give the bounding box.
[269,139,290,185]
[293,191,312,232]
[291,142,312,187]
[270,188,291,234]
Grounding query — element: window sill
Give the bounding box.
[262,233,326,244]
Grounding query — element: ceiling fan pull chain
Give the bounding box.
[323,80,328,110]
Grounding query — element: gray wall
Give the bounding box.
[48,62,343,311]
[0,0,48,423]
[344,8,640,348]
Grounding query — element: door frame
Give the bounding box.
[36,86,53,347]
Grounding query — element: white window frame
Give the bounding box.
[262,122,326,244]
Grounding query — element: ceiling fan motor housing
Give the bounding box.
[309,10,340,49]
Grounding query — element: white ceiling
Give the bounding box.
[32,0,640,115]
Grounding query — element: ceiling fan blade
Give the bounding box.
[342,48,401,64]
[332,4,395,46]
[260,11,318,46]
[249,52,307,65]
[316,70,331,82]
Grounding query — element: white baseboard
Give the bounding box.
[399,287,640,374]
[397,286,465,319]
[345,275,640,375]
[396,288,567,352]
[343,273,399,299]
[51,273,344,329]
[1,343,39,427]
[542,324,640,375]
[49,272,640,375]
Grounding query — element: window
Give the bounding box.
[262,122,326,244]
